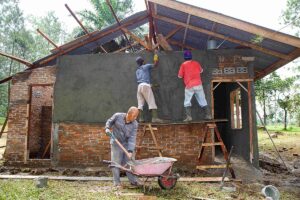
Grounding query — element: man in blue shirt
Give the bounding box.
[135,53,164,123]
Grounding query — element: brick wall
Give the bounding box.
[4,66,56,166]
[56,123,212,168]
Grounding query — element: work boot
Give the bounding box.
[183,106,192,122]
[138,109,145,123]
[151,109,165,123]
[203,106,212,120]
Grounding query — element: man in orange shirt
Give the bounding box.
[178,50,211,121]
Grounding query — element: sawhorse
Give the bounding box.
[197,122,236,179]
[136,123,163,157]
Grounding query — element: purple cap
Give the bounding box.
[183,50,192,60]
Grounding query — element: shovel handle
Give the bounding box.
[107,131,132,159]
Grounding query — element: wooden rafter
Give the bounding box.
[144,35,152,49]
[157,34,173,50]
[34,14,148,67]
[37,29,59,48]
[182,14,191,46]
[113,41,139,53]
[148,1,158,45]
[122,28,150,50]
[153,14,289,60]
[148,0,300,48]
[152,26,182,49]
[168,39,196,50]
[0,51,33,67]
[65,4,107,53]
[106,0,133,49]
[255,48,300,80]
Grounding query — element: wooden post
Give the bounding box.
[236,89,241,129]
[247,81,253,162]
[210,81,214,118]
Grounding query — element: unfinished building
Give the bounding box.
[1,0,300,172]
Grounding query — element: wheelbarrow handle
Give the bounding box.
[107,131,132,160]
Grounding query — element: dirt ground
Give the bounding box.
[0,126,299,199]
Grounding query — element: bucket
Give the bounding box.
[207,40,217,49]
[261,185,280,200]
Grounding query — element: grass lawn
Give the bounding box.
[0,179,298,200]
[258,125,300,162]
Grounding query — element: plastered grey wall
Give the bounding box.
[53,51,216,123]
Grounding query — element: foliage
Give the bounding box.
[76,0,133,37]
[0,1,69,117]
[282,0,300,33]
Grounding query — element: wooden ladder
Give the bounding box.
[136,123,163,157]
[197,123,236,179]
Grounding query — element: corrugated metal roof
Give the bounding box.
[153,3,299,78]
[32,1,300,78]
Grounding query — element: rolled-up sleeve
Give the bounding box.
[105,113,117,129]
[127,123,138,151]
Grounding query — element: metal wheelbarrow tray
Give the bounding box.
[104,157,179,190]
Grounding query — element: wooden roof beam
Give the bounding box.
[113,41,139,53]
[153,14,290,60]
[37,29,59,48]
[148,0,300,48]
[168,39,196,50]
[182,14,191,46]
[255,48,300,80]
[34,14,148,67]
[121,28,150,50]
[65,4,107,53]
[157,34,173,50]
[152,25,182,49]
[0,75,13,85]
[106,0,133,50]
[148,1,158,45]
[0,51,33,67]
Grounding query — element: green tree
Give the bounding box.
[27,11,68,61]
[78,0,133,31]
[0,0,27,117]
[282,0,300,35]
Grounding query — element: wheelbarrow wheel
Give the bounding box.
[158,175,177,190]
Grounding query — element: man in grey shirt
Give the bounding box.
[136,52,164,123]
[105,106,140,188]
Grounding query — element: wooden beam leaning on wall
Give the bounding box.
[122,28,151,50]
[148,0,300,48]
[152,26,183,49]
[156,34,173,51]
[152,14,289,60]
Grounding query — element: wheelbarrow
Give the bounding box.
[103,131,179,190]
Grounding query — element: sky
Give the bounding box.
[18,0,299,76]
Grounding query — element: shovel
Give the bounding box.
[106,131,135,163]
